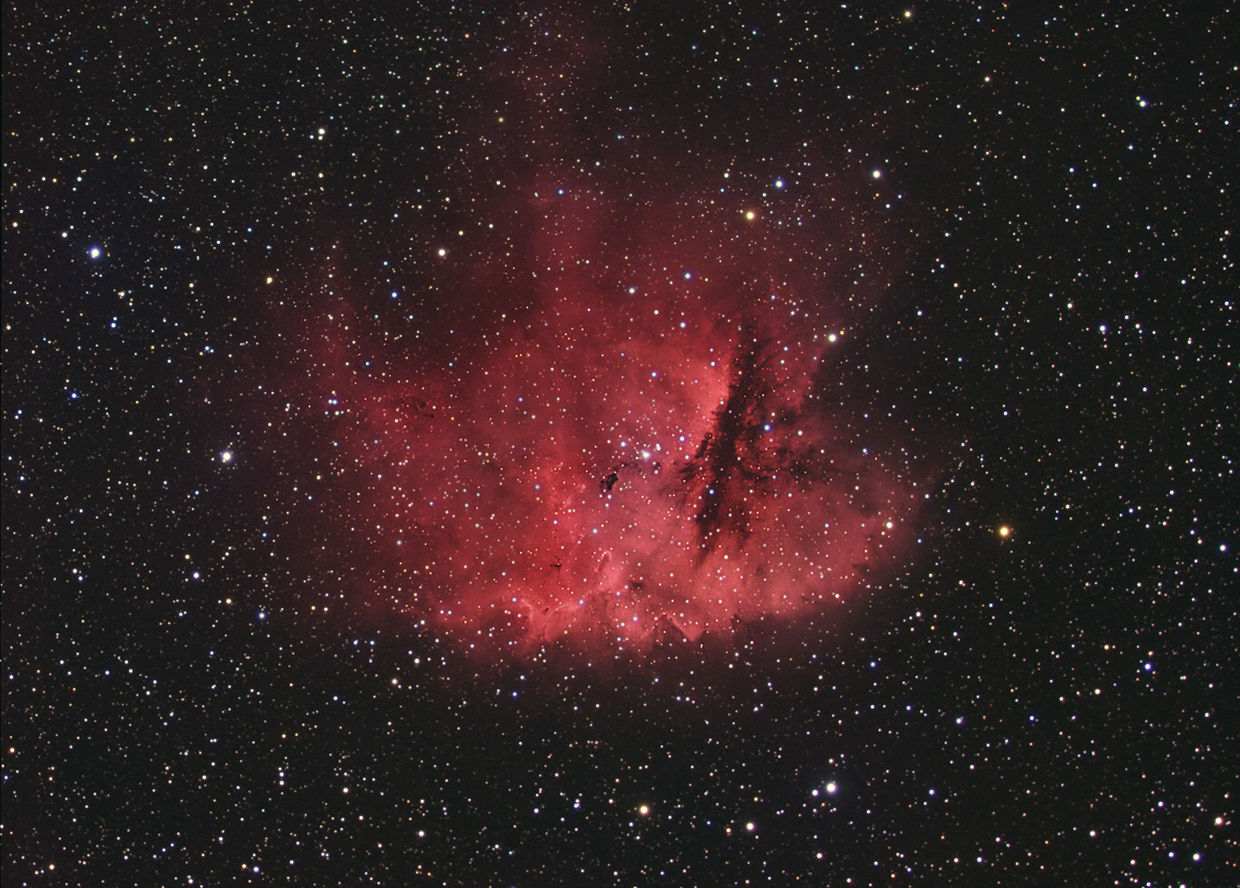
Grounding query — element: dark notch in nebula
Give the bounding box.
[683,324,799,556]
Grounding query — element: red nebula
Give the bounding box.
[300,183,922,658]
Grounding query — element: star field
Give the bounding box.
[3,3,1236,886]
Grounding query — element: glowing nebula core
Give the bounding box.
[302,181,922,658]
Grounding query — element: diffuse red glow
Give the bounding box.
[311,187,921,657]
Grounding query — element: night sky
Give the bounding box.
[3,3,1236,886]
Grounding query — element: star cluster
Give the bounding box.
[3,3,1235,886]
